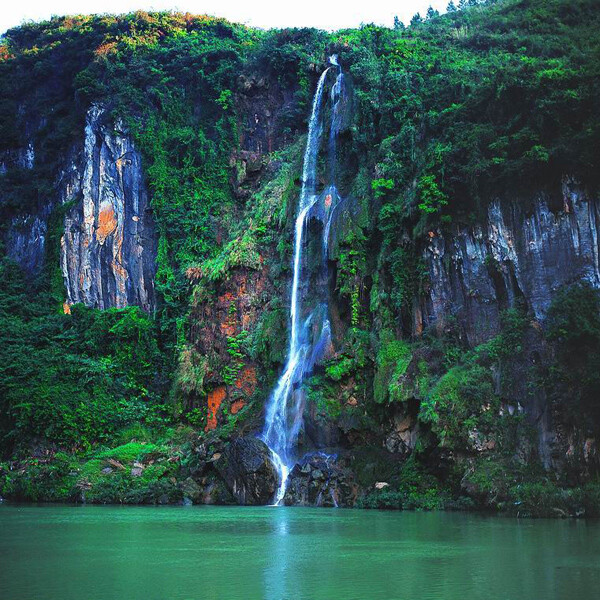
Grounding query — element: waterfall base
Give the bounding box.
[281,452,358,507]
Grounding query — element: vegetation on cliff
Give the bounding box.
[1,0,599,514]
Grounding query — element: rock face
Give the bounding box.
[2,105,156,311]
[420,180,600,345]
[214,437,278,505]
[283,453,358,507]
[2,142,47,275]
[6,208,51,276]
[61,105,156,311]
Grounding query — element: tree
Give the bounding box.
[410,13,423,26]
[426,6,440,20]
[447,1,458,12]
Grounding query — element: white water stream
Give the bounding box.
[261,56,344,504]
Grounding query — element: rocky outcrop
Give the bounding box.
[236,73,299,154]
[283,452,358,507]
[2,142,47,275]
[0,143,35,174]
[2,105,156,311]
[214,437,278,505]
[420,180,600,345]
[186,265,279,430]
[6,208,51,276]
[61,105,156,311]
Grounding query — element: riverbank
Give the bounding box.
[2,428,599,518]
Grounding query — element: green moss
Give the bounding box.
[94,442,159,464]
[419,364,498,449]
[373,334,413,404]
[325,356,356,382]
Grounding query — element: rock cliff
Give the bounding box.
[60,106,156,311]
[3,105,156,311]
[421,180,600,345]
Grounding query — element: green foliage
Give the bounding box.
[359,457,448,510]
[325,356,356,381]
[420,362,499,449]
[335,0,600,328]
[0,260,168,455]
[223,331,249,385]
[373,334,413,404]
[545,283,600,429]
[94,442,159,464]
[0,452,79,501]
[247,300,287,368]
[371,178,394,198]
[416,174,448,215]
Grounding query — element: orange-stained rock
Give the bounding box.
[205,386,227,431]
[230,400,246,415]
[96,205,118,244]
[63,302,71,315]
[220,320,236,336]
[235,366,257,396]
[60,105,156,313]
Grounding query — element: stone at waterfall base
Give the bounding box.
[214,437,278,505]
[283,453,358,507]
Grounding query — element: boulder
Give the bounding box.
[283,452,358,507]
[214,437,278,505]
[198,474,235,505]
[180,477,202,503]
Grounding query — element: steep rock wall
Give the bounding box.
[60,106,156,311]
[420,180,600,345]
[2,143,46,275]
[3,105,156,311]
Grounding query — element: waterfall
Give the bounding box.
[261,56,343,504]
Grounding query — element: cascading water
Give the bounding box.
[261,56,345,504]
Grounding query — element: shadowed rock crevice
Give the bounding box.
[420,181,600,345]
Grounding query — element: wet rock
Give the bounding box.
[198,474,236,505]
[180,477,202,503]
[214,437,278,505]
[311,469,324,481]
[385,413,419,455]
[284,452,358,507]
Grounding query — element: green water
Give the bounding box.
[0,505,598,600]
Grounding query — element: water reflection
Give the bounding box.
[1,505,599,600]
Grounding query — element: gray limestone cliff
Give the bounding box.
[419,179,600,345]
[60,106,156,311]
[411,179,600,472]
[3,105,156,312]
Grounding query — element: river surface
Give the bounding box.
[0,504,598,600]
